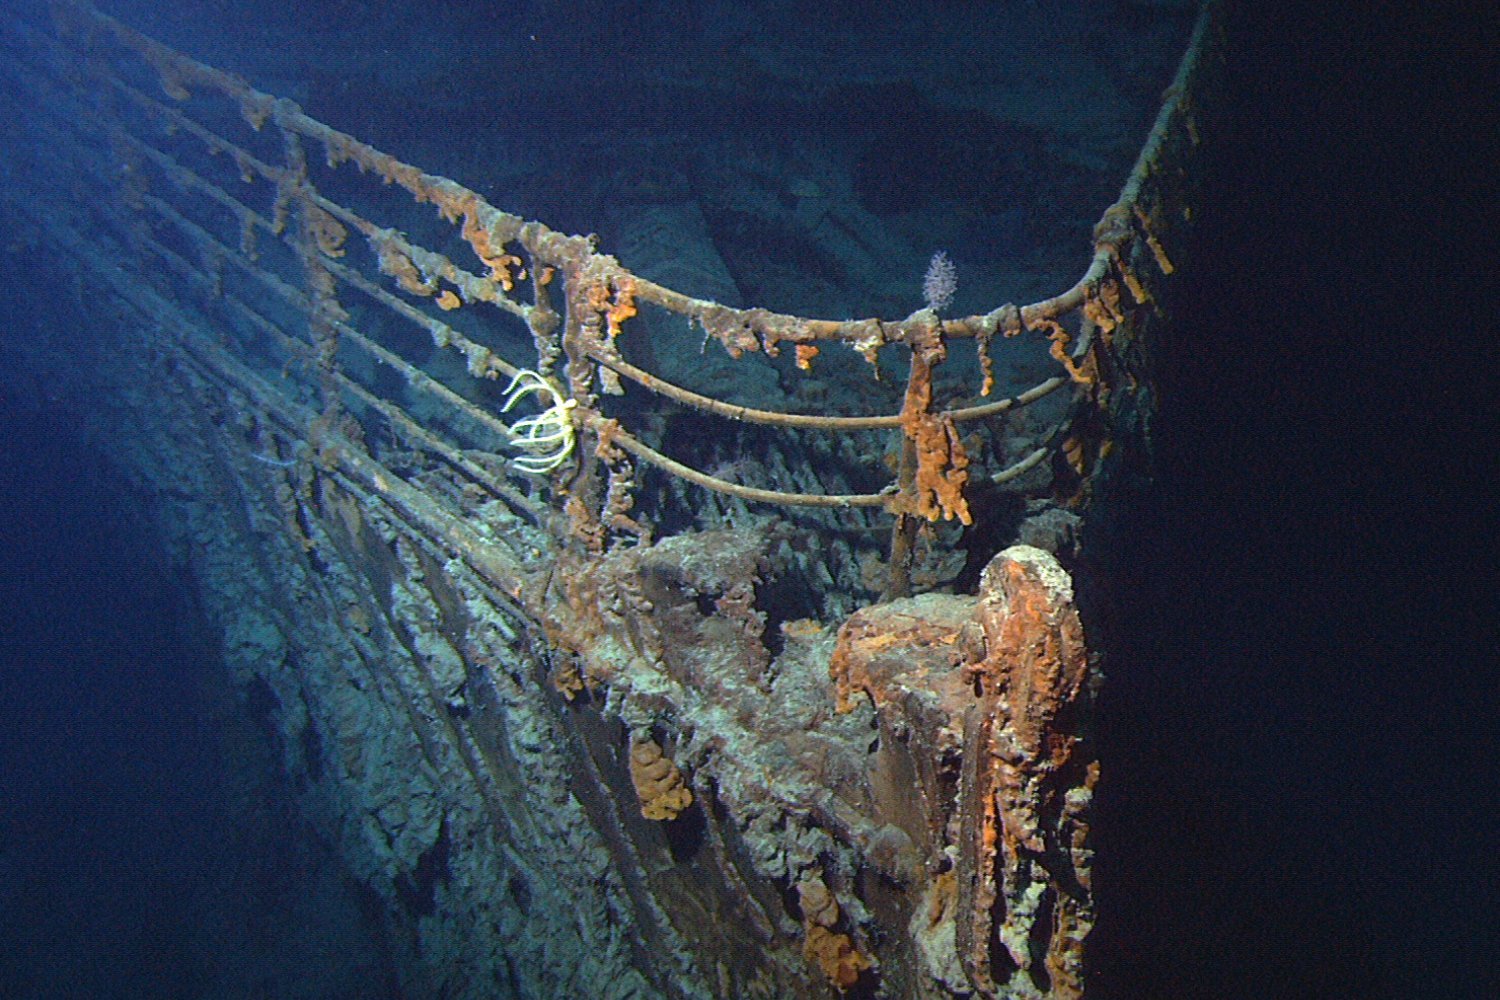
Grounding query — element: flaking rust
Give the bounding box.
[956,546,1098,999]
[833,545,1099,998]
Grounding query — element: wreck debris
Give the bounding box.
[956,547,1097,999]
[832,546,1099,999]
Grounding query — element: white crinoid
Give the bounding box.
[500,369,577,473]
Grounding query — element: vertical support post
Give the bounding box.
[557,267,607,552]
[277,104,346,430]
[884,322,970,601]
[883,433,919,603]
[883,337,935,603]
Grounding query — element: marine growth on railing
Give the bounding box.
[41,0,1194,599]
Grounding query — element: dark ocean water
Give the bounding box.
[1091,6,1500,998]
[2,1,1496,997]
[0,405,391,998]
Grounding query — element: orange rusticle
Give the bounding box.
[803,924,871,991]
[583,277,637,341]
[912,411,971,524]
[435,289,461,311]
[429,190,526,292]
[899,347,972,525]
[977,554,1090,762]
[797,862,874,987]
[305,204,347,258]
[375,239,436,297]
[794,343,819,371]
[605,277,637,340]
[628,735,693,821]
[1133,203,1175,276]
[976,328,996,397]
[1037,318,1094,386]
[1082,278,1124,339]
[489,253,524,292]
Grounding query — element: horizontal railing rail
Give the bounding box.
[32,0,1208,595]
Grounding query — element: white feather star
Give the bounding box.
[500,369,577,473]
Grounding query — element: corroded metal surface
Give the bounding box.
[0,1,1220,994]
[832,547,1099,998]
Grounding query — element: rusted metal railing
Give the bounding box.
[35,0,1208,598]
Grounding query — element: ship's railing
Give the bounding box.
[29,0,1211,600]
